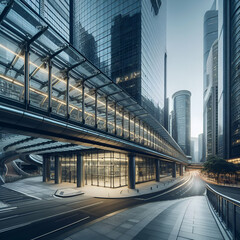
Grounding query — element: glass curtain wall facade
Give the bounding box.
[135,156,155,183]
[217,0,225,158]
[159,161,173,177]
[204,40,218,157]
[44,151,178,188]
[203,6,218,161]
[172,91,191,156]
[24,0,70,41]
[218,0,240,159]
[84,151,128,188]
[229,0,240,158]
[73,0,167,124]
[60,155,77,183]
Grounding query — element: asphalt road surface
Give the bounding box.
[0,172,207,240]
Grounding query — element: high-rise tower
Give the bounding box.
[172,90,191,156]
[203,2,218,161]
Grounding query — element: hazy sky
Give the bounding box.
[167,0,214,138]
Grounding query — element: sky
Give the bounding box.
[167,0,214,138]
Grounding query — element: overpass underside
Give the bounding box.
[0,1,187,188]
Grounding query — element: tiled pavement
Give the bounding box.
[64,196,225,240]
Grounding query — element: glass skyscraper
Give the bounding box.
[205,40,218,157]
[218,0,240,160]
[73,0,167,124]
[172,90,191,156]
[203,2,218,161]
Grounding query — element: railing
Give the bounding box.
[206,184,240,240]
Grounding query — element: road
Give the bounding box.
[0,172,206,240]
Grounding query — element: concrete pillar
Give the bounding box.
[77,154,84,187]
[180,165,184,176]
[128,154,135,189]
[43,156,50,182]
[155,159,160,182]
[55,156,62,184]
[172,162,176,178]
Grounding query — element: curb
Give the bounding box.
[94,176,189,199]
[54,189,84,198]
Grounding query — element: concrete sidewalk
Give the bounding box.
[63,196,226,240]
[2,174,189,200]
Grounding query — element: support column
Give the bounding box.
[82,82,85,124]
[66,71,70,118]
[48,59,52,115]
[122,108,124,137]
[106,97,108,132]
[95,90,98,128]
[128,113,131,140]
[55,156,62,184]
[24,44,30,108]
[139,120,141,143]
[43,156,50,182]
[114,102,117,134]
[155,159,160,182]
[180,165,184,176]
[133,117,136,141]
[77,154,84,187]
[128,154,135,189]
[172,162,176,178]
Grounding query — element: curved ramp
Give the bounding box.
[0,152,42,184]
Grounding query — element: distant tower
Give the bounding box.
[172,90,191,155]
[204,40,218,158]
[198,133,203,162]
[203,3,218,161]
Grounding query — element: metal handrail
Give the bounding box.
[206,184,240,240]
[206,184,240,207]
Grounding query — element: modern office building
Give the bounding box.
[73,0,167,124]
[203,2,218,161]
[217,0,240,161]
[198,133,203,162]
[204,40,218,158]
[172,90,191,156]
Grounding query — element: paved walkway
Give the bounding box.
[2,174,188,200]
[64,196,225,240]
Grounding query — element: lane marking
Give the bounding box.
[30,216,90,240]
[0,201,102,233]
[0,207,17,213]
[137,175,192,201]
[0,215,19,221]
[0,223,30,233]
